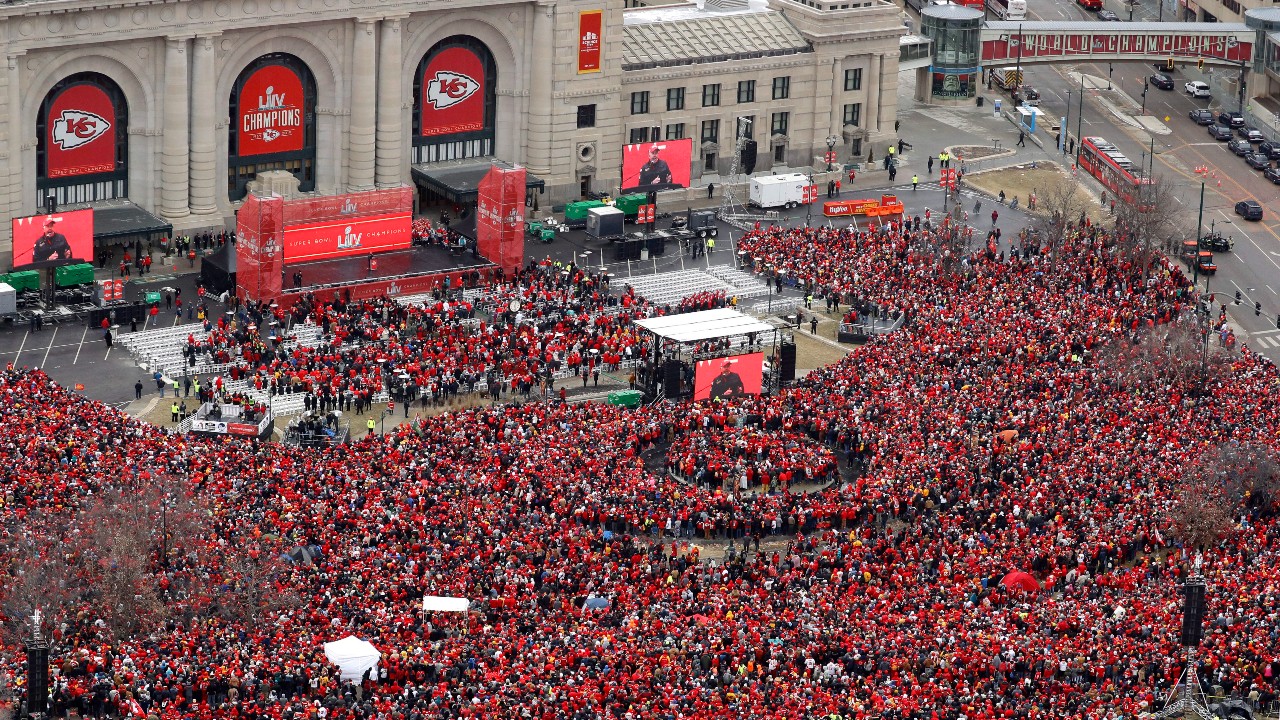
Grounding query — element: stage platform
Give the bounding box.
[275,244,497,307]
[284,245,492,289]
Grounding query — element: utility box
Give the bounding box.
[586,206,626,241]
[55,263,95,287]
[749,173,809,209]
[564,200,607,227]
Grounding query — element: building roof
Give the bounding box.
[984,19,1250,32]
[623,7,812,70]
[634,307,776,343]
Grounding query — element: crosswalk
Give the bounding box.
[1253,335,1280,349]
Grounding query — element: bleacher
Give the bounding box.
[621,270,739,307]
[702,266,772,298]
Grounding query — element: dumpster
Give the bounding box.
[55,263,95,287]
[525,220,543,237]
[607,390,643,408]
[539,228,556,243]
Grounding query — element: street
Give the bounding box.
[1006,0,1280,358]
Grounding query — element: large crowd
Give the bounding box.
[2,215,1279,720]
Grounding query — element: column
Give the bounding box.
[829,57,843,137]
[524,2,556,175]
[5,54,23,239]
[189,35,219,216]
[866,54,882,135]
[375,17,404,187]
[161,37,191,219]
[348,18,377,191]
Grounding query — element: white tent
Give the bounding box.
[323,636,381,681]
[422,595,470,613]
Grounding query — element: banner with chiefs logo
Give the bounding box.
[235,194,285,302]
[420,46,486,137]
[476,166,526,273]
[46,83,117,179]
[578,10,603,73]
[237,64,306,156]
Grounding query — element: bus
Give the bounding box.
[986,0,1027,19]
[1079,136,1156,209]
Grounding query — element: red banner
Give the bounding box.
[235,194,285,303]
[237,64,306,157]
[46,83,116,179]
[278,270,475,308]
[226,423,260,437]
[282,188,413,225]
[282,211,412,263]
[420,46,486,137]
[11,208,95,270]
[578,10,603,74]
[477,166,526,273]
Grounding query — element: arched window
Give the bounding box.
[37,72,129,205]
[228,53,317,201]
[412,36,498,164]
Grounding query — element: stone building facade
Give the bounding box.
[0,0,902,261]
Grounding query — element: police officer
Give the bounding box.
[912,174,919,191]
[367,417,377,435]
[171,401,180,422]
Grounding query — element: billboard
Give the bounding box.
[693,352,765,401]
[46,83,117,179]
[420,46,487,137]
[282,211,412,263]
[237,63,306,156]
[12,208,95,270]
[621,138,692,194]
[578,10,604,73]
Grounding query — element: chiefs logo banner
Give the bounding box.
[420,46,485,137]
[578,11,603,74]
[46,83,116,178]
[237,64,306,157]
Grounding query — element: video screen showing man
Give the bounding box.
[32,218,75,264]
[707,358,746,399]
[637,144,674,188]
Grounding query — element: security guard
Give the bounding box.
[171,402,180,423]
[366,417,377,435]
[706,237,715,254]
[912,174,919,191]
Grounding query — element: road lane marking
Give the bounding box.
[12,331,28,367]
[40,326,58,369]
[72,325,89,365]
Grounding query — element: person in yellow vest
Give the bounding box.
[171,402,180,423]
[366,417,376,435]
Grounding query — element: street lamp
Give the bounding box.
[825,135,839,171]
[806,173,815,227]
[1014,24,1023,94]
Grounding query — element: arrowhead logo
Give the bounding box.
[51,109,111,150]
[262,129,280,142]
[426,71,480,110]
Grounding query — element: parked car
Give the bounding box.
[1185,81,1211,98]
[1079,0,1102,8]
[1228,138,1253,156]
[1097,9,1119,19]
[1208,124,1234,141]
[1235,199,1264,220]
[1265,166,1280,184]
[1149,73,1174,90]
[1239,126,1265,142]
[1218,111,1245,127]
[1245,152,1271,170]
[1259,141,1280,159]
[1012,86,1041,106]
[1188,109,1216,125]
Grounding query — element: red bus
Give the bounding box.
[1079,136,1155,210]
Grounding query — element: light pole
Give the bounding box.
[806,173,814,227]
[1014,24,1023,93]
[825,135,839,171]
[1193,182,1205,284]
[1064,90,1073,155]
[1074,74,1085,166]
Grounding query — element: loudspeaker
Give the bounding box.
[664,360,682,396]
[779,341,797,383]
[1180,579,1206,647]
[741,140,758,175]
[44,193,57,215]
[26,642,49,715]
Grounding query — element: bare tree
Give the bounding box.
[1031,177,1087,254]
[1169,442,1280,550]
[1110,176,1187,274]
[1097,316,1233,393]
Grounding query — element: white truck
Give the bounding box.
[749,173,810,209]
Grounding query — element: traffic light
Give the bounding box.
[1275,316,1280,330]
[1256,301,1262,316]
[1197,57,1205,72]
[1166,58,1175,71]
[1235,290,1242,304]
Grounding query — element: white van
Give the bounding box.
[1185,81,1211,98]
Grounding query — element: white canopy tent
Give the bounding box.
[323,636,382,681]
[422,595,470,613]
[634,307,775,344]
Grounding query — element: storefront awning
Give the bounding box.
[87,202,174,241]
[410,161,545,204]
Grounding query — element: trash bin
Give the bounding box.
[977,96,985,107]
[640,249,650,261]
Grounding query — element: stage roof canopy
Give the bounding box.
[635,307,775,344]
[410,161,545,203]
[69,201,174,241]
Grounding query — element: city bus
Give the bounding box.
[1079,136,1156,210]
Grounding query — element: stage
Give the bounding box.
[276,244,497,307]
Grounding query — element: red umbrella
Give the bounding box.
[1001,570,1040,592]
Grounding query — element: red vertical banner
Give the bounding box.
[237,64,306,157]
[578,10,603,74]
[476,166,526,274]
[236,194,285,303]
[46,83,117,179]
[420,46,486,137]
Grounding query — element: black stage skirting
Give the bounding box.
[284,245,491,289]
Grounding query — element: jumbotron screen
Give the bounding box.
[694,352,765,401]
[11,208,94,270]
[621,138,692,194]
